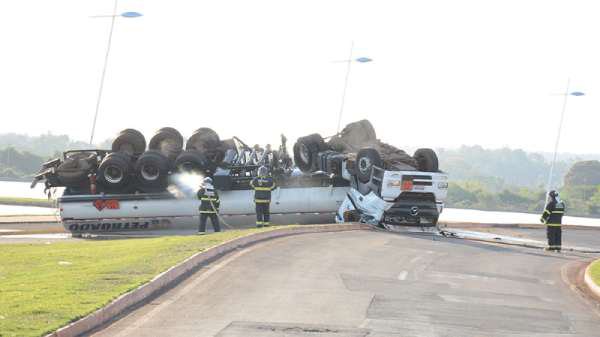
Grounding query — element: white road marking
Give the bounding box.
[408,256,423,265]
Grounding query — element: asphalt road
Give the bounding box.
[91,229,600,337]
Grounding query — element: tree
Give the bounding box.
[564,161,600,186]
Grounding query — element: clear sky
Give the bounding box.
[1,0,598,154]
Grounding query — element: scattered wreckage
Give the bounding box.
[32,120,448,234]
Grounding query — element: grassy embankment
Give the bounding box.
[0,227,282,337]
[0,197,54,208]
[590,259,600,288]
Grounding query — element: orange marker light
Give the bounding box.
[401,180,413,191]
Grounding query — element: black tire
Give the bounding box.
[293,134,326,172]
[185,127,220,150]
[112,129,146,156]
[56,155,96,186]
[185,128,225,164]
[97,152,133,189]
[149,127,184,161]
[174,150,215,175]
[356,148,383,183]
[135,150,169,190]
[413,148,439,172]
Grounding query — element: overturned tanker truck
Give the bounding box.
[32,120,448,234]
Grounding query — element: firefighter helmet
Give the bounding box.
[549,190,558,199]
[203,177,213,185]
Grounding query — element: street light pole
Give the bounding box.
[336,41,354,134]
[545,78,570,198]
[89,0,119,145]
[545,80,585,203]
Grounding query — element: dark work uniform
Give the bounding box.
[197,185,221,232]
[250,176,276,226]
[540,199,565,251]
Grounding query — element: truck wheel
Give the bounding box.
[111,129,146,156]
[135,150,169,190]
[185,128,225,164]
[97,152,132,189]
[186,127,220,150]
[293,133,326,172]
[174,150,215,175]
[149,127,184,161]
[56,155,96,186]
[413,148,439,172]
[356,148,383,183]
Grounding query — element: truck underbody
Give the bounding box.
[34,120,448,234]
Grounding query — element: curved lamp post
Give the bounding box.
[335,42,373,134]
[545,79,585,201]
[89,1,143,145]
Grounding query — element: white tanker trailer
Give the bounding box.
[59,176,350,233]
[32,120,448,234]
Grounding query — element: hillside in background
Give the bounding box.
[439,146,600,217]
[0,133,112,158]
[0,133,111,180]
[0,147,45,180]
[564,160,600,186]
[436,145,597,190]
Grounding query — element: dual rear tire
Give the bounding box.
[112,129,146,156]
[355,147,439,184]
[135,150,170,192]
[149,127,184,161]
[293,134,326,172]
[97,152,133,191]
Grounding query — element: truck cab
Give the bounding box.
[337,150,448,227]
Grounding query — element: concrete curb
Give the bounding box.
[442,222,599,231]
[440,228,600,253]
[44,223,370,337]
[0,221,59,225]
[584,261,600,300]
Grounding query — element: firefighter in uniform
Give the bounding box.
[540,190,565,251]
[250,166,276,227]
[197,177,221,234]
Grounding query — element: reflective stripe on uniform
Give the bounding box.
[552,211,564,214]
[547,223,562,227]
[200,210,217,214]
[255,199,270,203]
[201,197,218,201]
[544,210,551,215]
[253,187,273,191]
[256,221,264,225]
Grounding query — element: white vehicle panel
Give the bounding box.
[60,186,350,220]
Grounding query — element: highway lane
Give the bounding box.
[93,230,600,337]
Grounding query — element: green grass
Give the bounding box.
[590,259,600,288]
[0,227,282,337]
[0,197,54,208]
